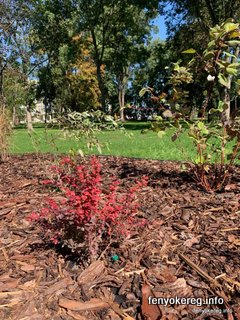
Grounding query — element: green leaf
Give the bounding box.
[173,63,180,71]
[226,67,238,76]
[226,40,240,46]
[209,108,219,114]
[225,148,232,155]
[202,127,209,135]
[157,131,166,138]
[218,73,230,89]
[197,122,205,130]
[228,30,240,39]
[197,121,209,134]
[217,100,225,112]
[194,156,202,164]
[223,22,239,33]
[182,49,196,54]
[154,115,163,122]
[207,40,216,48]
[228,63,239,68]
[139,87,152,97]
[203,50,215,60]
[216,61,226,69]
[223,51,237,58]
[78,149,84,157]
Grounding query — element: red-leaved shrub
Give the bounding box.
[28,156,148,262]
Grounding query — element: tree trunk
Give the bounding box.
[0,65,6,108]
[118,67,129,122]
[44,103,47,123]
[12,106,19,126]
[96,63,107,112]
[26,106,33,131]
[91,29,107,112]
[190,106,198,120]
[118,84,125,122]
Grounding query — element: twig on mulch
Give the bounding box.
[178,252,222,289]
[178,253,236,320]
[221,227,240,232]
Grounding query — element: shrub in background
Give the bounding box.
[28,156,148,262]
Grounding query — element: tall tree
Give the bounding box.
[3,68,26,126]
[0,0,24,103]
[0,0,38,130]
[162,0,240,48]
[29,0,80,113]
[66,37,101,112]
[77,0,160,112]
[104,8,157,120]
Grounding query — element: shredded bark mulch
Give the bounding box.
[0,154,239,320]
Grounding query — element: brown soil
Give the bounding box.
[0,154,239,320]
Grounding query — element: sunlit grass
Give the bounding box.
[9,121,238,162]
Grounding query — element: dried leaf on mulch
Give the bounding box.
[141,284,161,320]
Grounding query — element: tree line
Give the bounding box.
[0,0,239,128]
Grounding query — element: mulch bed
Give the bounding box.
[0,154,239,320]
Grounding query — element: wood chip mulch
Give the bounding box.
[0,154,239,320]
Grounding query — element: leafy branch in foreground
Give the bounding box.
[141,19,240,192]
[52,110,119,155]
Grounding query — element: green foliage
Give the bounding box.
[183,121,240,192]
[29,0,81,112]
[3,68,26,123]
[161,0,240,49]
[167,62,193,110]
[0,1,31,97]
[56,110,118,155]
[28,0,160,114]
[131,40,173,104]
[142,19,240,192]
[203,20,240,92]
[79,0,159,113]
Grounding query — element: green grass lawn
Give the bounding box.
[9,121,237,162]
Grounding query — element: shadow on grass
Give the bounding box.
[13,123,63,130]
[14,121,152,131]
[122,121,151,131]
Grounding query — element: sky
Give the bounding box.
[151,15,167,40]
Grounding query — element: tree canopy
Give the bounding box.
[1,0,239,122]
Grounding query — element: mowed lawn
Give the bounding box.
[9,121,236,162]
